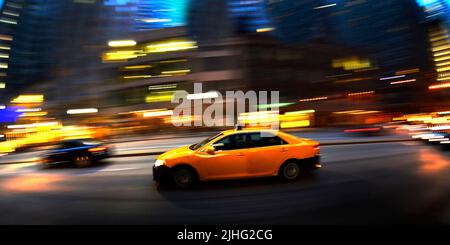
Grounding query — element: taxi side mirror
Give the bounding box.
[205,146,216,155]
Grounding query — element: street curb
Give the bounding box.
[105,129,349,144]
[0,138,417,165]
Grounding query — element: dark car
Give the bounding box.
[40,139,112,168]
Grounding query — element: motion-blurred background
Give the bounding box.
[1,0,450,152]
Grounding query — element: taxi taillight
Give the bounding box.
[89,146,107,152]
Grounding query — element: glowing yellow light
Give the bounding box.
[256,27,275,33]
[143,109,173,118]
[108,40,137,47]
[123,75,152,79]
[0,82,4,89]
[146,40,197,54]
[332,57,371,71]
[429,83,450,90]
[434,55,450,62]
[429,117,450,124]
[102,50,144,61]
[0,63,8,69]
[20,111,48,117]
[434,50,450,57]
[432,45,450,52]
[161,69,191,75]
[299,97,328,102]
[348,91,375,96]
[436,61,450,66]
[430,35,448,42]
[350,111,380,115]
[145,92,174,103]
[7,122,59,129]
[122,65,152,70]
[437,77,450,81]
[437,66,450,72]
[432,39,449,47]
[11,95,44,104]
[67,108,98,115]
[333,110,365,114]
[238,111,280,125]
[281,120,310,128]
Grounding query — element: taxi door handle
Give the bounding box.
[237,152,245,156]
[281,148,288,152]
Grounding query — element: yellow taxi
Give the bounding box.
[153,127,321,188]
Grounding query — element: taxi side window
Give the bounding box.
[213,134,249,151]
[248,133,287,148]
[60,141,82,149]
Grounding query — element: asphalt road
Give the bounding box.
[0,138,448,225]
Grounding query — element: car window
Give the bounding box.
[191,133,224,150]
[82,140,102,146]
[59,141,83,149]
[213,133,249,151]
[247,132,287,148]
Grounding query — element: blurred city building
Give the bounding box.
[188,0,274,44]
[0,0,25,100]
[416,0,450,111]
[267,0,435,116]
[4,0,450,137]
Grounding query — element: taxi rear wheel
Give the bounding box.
[280,162,300,180]
[172,167,196,189]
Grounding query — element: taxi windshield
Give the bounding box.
[190,133,224,150]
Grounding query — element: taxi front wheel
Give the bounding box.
[172,167,196,189]
[280,162,300,180]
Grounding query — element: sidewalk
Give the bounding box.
[107,127,353,144]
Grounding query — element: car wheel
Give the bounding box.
[73,156,92,168]
[172,167,195,189]
[280,162,300,180]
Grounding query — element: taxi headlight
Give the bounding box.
[154,159,166,167]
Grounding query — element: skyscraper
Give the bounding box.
[267,0,332,44]
[415,0,450,89]
[268,0,430,74]
[228,0,273,33]
[188,0,274,43]
[0,0,25,100]
[135,0,189,31]
[1,0,141,109]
